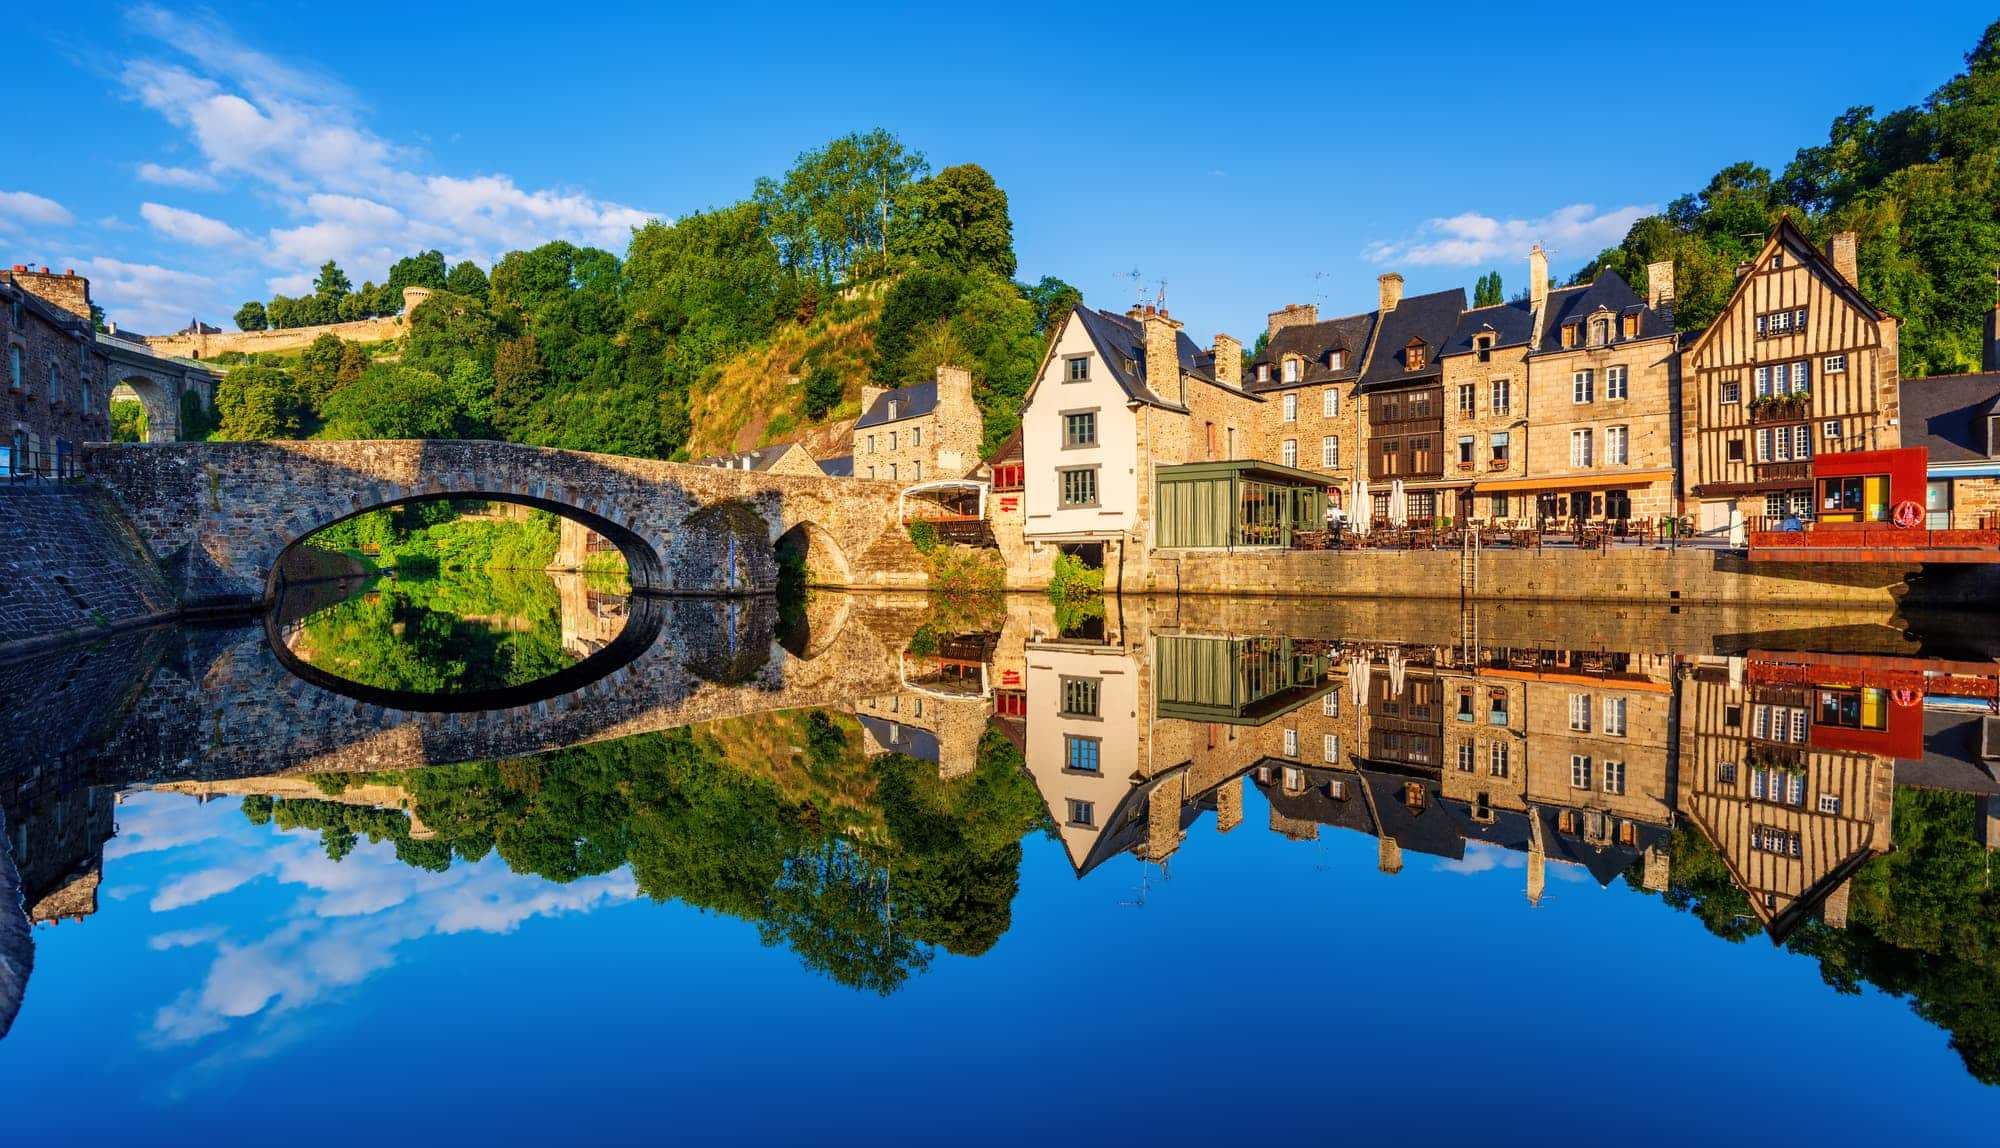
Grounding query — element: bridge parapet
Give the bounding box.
[82,440,926,608]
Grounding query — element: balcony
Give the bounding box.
[1748,392,1811,425]
[1752,462,1812,483]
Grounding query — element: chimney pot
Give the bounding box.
[9,265,23,273]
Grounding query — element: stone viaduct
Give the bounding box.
[83,439,928,608]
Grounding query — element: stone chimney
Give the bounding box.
[1377,273,1404,314]
[7,265,92,323]
[934,362,973,407]
[1212,333,1242,387]
[1214,776,1244,833]
[1642,843,1670,891]
[1823,878,1852,929]
[1646,259,1675,310]
[1138,305,1185,405]
[1827,232,1859,286]
[860,383,887,417]
[1265,302,1318,338]
[1528,245,1549,315]
[1377,836,1403,874]
[1527,840,1546,906]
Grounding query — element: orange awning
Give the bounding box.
[1474,469,1675,494]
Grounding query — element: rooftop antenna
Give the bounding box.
[1121,268,1145,308]
[1155,279,1168,312]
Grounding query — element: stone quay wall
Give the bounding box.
[0,484,178,662]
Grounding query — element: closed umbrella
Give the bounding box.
[1352,479,1369,534]
[1391,479,1407,528]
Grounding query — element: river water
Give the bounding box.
[2,560,1998,1141]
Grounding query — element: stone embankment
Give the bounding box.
[0,485,177,662]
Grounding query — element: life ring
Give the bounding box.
[1893,688,1920,707]
[1892,500,1923,528]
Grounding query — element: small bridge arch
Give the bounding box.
[97,336,216,443]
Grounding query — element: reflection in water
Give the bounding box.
[3,592,2000,1105]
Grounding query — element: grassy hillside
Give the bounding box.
[683,285,885,459]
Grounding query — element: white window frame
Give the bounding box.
[1818,793,1841,815]
[1569,693,1592,732]
[1283,728,1299,757]
[1572,369,1594,404]
[1605,425,1629,466]
[1282,359,1300,384]
[1321,435,1339,469]
[1570,429,1594,468]
[1602,760,1626,795]
[1322,389,1339,418]
[1282,392,1298,421]
[1603,696,1627,736]
[1720,380,1740,404]
[1323,733,1341,762]
[1570,755,1592,789]
[1605,365,1628,400]
[1491,378,1511,414]
[1281,438,1298,467]
[1321,692,1340,717]
[1489,742,1509,777]
[1823,353,1847,375]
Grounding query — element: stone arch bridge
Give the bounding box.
[97,335,217,443]
[83,439,926,608]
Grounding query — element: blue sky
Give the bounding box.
[4,2,1995,342]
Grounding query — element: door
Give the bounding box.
[1927,480,1952,530]
[1570,491,1593,522]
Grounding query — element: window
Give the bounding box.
[1490,378,1511,413]
[1716,761,1738,786]
[1605,365,1628,400]
[1751,766,1807,806]
[1323,733,1341,762]
[1489,492,1510,517]
[1603,697,1627,736]
[1329,350,1345,371]
[1818,793,1842,815]
[1321,692,1340,718]
[1605,425,1629,466]
[912,460,921,480]
[1569,693,1592,732]
[1755,426,1812,463]
[1489,742,1509,777]
[1474,334,1494,362]
[1771,251,1786,270]
[1457,435,1475,466]
[48,363,59,405]
[912,427,922,447]
[1256,363,1271,382]
[1726,438,1745,463]
[1321,435,1339,468]
[1573,370,1594,404]
[1457,741,1475,772]
[866,434,877,454]
[1282,359,1300,384]
[80,379,90,413]
[1570,429,1594,468]
[887,431,898,451]
[1066,355,1089,381]
[1458,384,1476,415]
[1488,690,1509,724]
[1490,431,1510,466]
[1282,766,1304,790]
[1329,776,1349,799]
[1062,410,1097,448]
[1282,393,1298,421]
[1064,735,1101,773]
[1570,755,1592,789]
[1405,340,1426,371]
[9,347,23,394]
[1561,323,1578,349]
[1752,825,1801,857]
[1590,317,1611,346]
[887,400,902,422]
[1621,312,1640,338]
[1067,798,1096,827]
[1281,439,1297,467]
[1284,728,1299,757]
[1602,760,1626,795]
[866,466,876,479]
[1720,380,1741,405]
[1059,467,1098,507]
[1059,676,1100,717]
[1823,353,1846,374]
[1457,690,1475,722]
[1322,389,1339,418]
[888,462,898,480]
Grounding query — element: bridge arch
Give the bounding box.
[267,491,667,603]
[775,519,852,588]
[111,374,180,442]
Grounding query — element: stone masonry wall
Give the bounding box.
[0,484,178,661]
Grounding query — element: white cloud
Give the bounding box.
[1364,202,1656,269]
[140,202,251,249]
[0,190,74,229]
[64,256,217,335]
[136,163,220,191]
[105,5,658,326]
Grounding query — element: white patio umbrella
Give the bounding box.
[1390,479,1407,527]
[1352,479,1369,534]
[1388,644,1407,699]
[1351,651,1370,707]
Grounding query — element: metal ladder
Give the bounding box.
[1460,524,1480,600]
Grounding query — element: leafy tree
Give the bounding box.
[179,387,217,441]
[754,129,928,282]
[1022,276,1082,338]
[234,300,268,331]
[296,333,348,406]
[889,163,1017,277]
[318,364,462,439]
[803,364,844,421]
[109,399,147,442]
[212,365,305,440]
[385,250,449,298]
[314,260,353,301]
[446,260,490,300]
[1473,270,1504,308]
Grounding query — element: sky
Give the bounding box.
[3,2,1995,341]
[10,788,1997,1141]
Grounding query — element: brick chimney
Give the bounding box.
[7,266,92,323]
[1377,273,1403,314]
[1265,302,1318,338]
[934,362,973,407]
[1646,259,1675,310]
[1827,231,1859,286]
[1528,244,1549,315]
[1212,332,1242,387]
[1139,305,1185,405]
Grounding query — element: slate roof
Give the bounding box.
[1535,807,1667,886]
[1247,311,1377,393]
[818,455,855,478]
[1070,307,1255,412]
[1251,765,1378,837]
[1533,270,1675,350]
[1893,709,2000,795]
[856,380,938,429]
[695,442,806,472]
[1356,287,1467,392]
[1444,299,1539,357]
[857,715,941,764]
[1898,372,2000,463]
[1361,771,1467,860]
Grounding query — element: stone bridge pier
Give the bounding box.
[83,440,927,608]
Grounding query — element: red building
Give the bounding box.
[1748,446,2000,561]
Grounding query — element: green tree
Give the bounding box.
[803,364,844,421]
[318,364,462,439]
[296,333,348,406]
[889,163,1017,277]
[754,129,928,282]
[385,250,450,298]
[109,399,147,442]
[1473,270,1504,308]
[314,260,353,301]
[1022,276,1082,338]
[234,300,268,331]
[212,365,306,440]
[445,260,490,300]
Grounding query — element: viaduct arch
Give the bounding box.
[84,439,926,608]
[96,336,216,444]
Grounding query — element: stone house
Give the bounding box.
[1015,304,1263,579]
[1353,277,1466,524]
[1245,302,1374,515]
[1680,220,1900,539]
[851,363,983,483]
[693,440,826,478]
[2,267,110,476]
[1515,252,1681,525]
[1896,310,2000,529]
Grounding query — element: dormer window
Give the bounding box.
[1590,317,1611,347]
[1328,349,1345,371]
[1282,357,1300,383]
[1561,323,1579,349]
[1257,363,1271,383]
[1474,334,1493,363]
[1622,312,1640,338]
[1404,338,1426,371]
[1989,413,2000,458]
[886,398,901,421]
